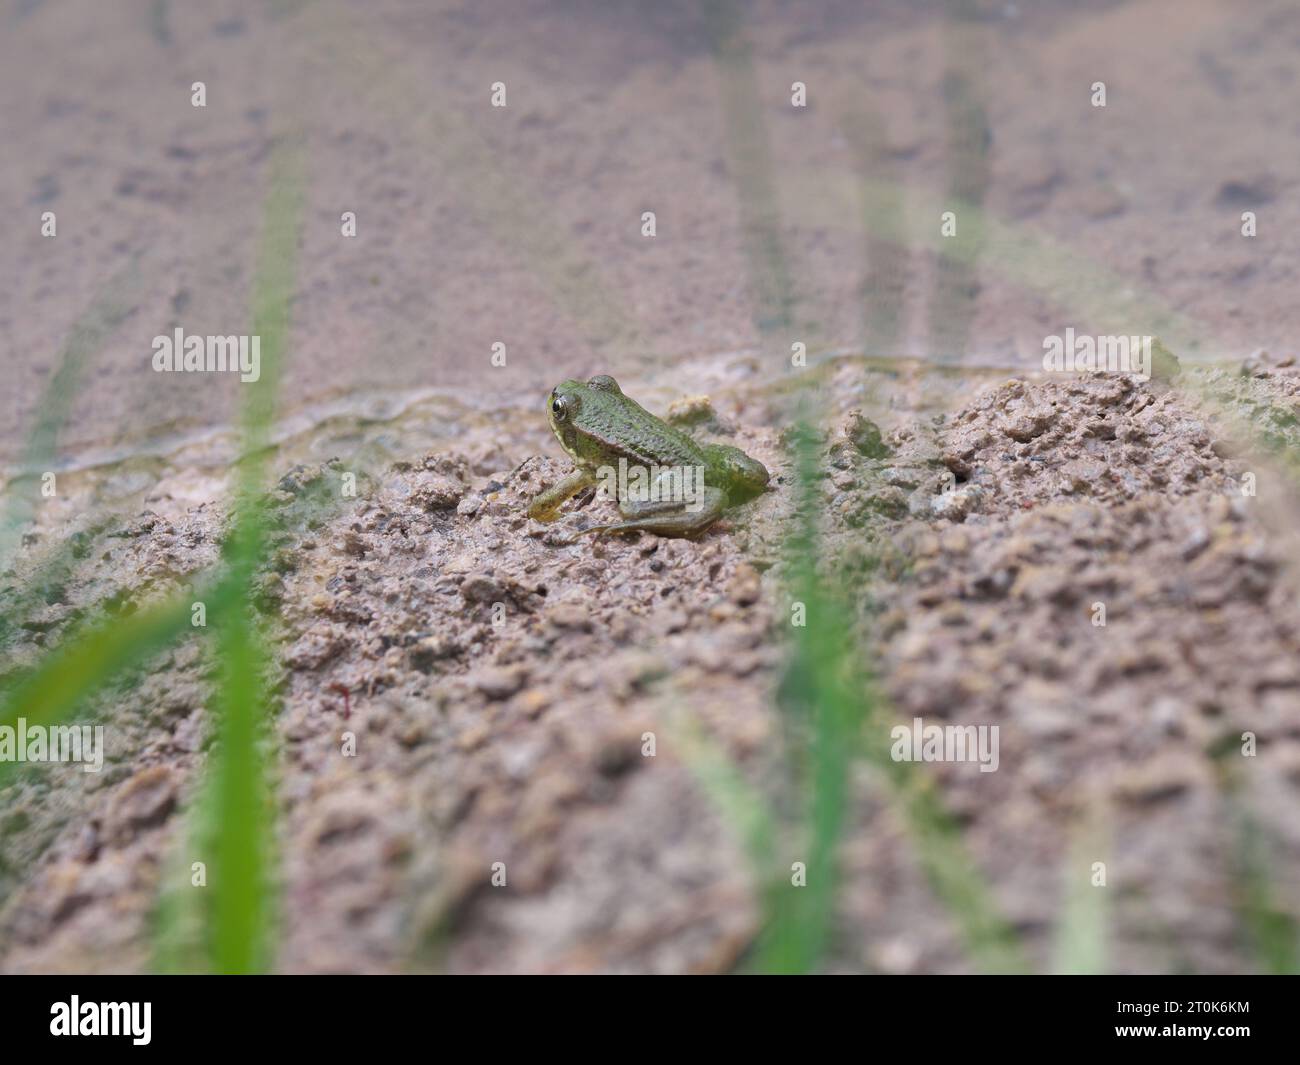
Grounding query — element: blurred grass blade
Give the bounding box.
[206,551,275,973]
[928,1,990,364]
[756,412,1026,974]
[753,418,863,973]
[0,588,222,786]
[0,264,138,567]
[706,0,796,343]
[1051,817,1108,974]
[195,134,305,973]
[1229,797,1298,974]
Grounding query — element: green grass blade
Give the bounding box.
[0,588,220,739]
[1051,817,1109,974]
[0,265,139,568]
[194,134,305,973]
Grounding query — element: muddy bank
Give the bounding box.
[2,357,1297,973]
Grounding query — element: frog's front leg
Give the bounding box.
[527,468,595,522]
[571,485,727,539]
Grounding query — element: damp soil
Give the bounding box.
[2,354,1298,974]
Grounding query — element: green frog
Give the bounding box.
[527,375,770,538]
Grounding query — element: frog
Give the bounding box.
[527,375,770,538]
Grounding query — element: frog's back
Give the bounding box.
[595,394,705,469]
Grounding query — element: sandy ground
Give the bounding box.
[2,1,1299,973]
[3,355,1298,973]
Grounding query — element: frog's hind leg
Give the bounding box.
[571,486,727,539]
[527,468,595,522]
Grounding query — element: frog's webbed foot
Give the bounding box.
[527,468,595,522]
[569,486,727,540]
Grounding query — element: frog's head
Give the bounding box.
[546,375,626,468]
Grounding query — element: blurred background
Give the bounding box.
[3,0,1296,491]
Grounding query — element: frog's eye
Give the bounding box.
[551,392,572,423]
